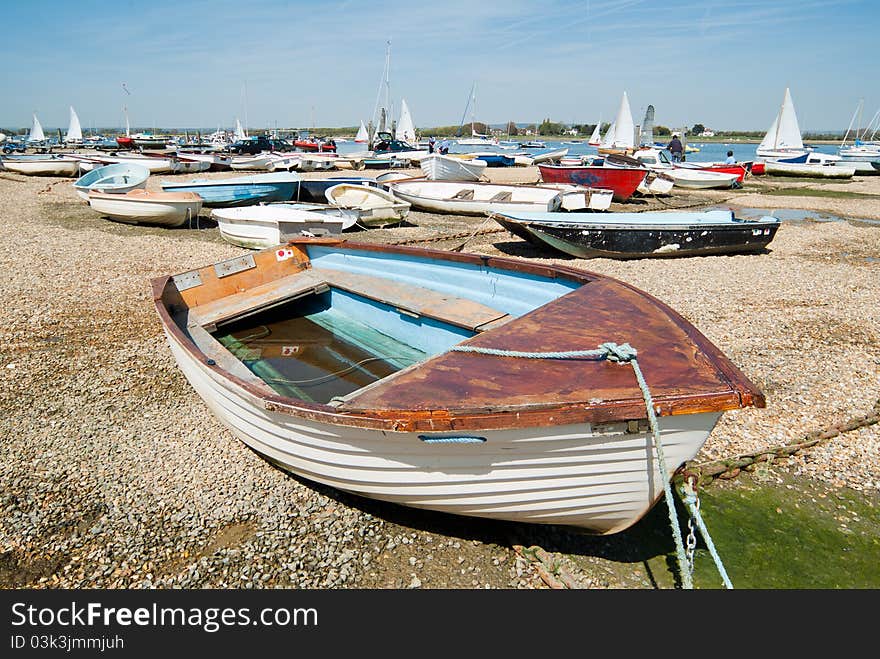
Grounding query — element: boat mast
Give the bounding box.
[841,99,863,147]
[472,82,476,136]
[773,88,787,149]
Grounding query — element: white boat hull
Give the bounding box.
[89,194,202,227]
[420,154,487,181]
[325,184,410,226]
[230,155,277,171]
[764,161,855,178]
[211,206,352,250]
[668,168,739,189]
[1,158,80,176]
[166,334,720,534]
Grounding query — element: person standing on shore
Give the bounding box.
[428,136,435,153]
[667,133,684,163]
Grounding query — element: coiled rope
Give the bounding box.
[450,341,694,589]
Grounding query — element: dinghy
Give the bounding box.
[387,180,611,215]
[325,183,410,226]
[490,209,780,259]
[160,172,299,207]
[73,162,150,201]
[764,161,855,178]
[420,154,487,181]
[631,149,740,189]
[230,154,278,171]
[88,189,202,227]
[0,155,81,177]
[288,176,384,204]
[538,164,647,201]
[151,237,765,534]
[211,205,357,249]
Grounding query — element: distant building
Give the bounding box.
[699,129,715,137]
[564,128,578,136]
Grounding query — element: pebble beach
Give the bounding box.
[1,163,878,589]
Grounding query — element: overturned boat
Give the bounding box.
[88,189,203,227]
[211,204,358,249]
[152,238,765,533]
[491,209,780,259]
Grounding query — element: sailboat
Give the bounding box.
[395,99,416,144]
[457,82,497,146]
[234,118,247,142]
[27,113,46,143]
[354,120,369,143]
[640,105,655,147]
[588,120,602,146]
[598,92,635,155]
[65,106,83,145]
[756,87,807,159]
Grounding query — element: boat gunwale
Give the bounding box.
[151,237,765,432]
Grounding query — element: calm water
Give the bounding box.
[336,138,840,162]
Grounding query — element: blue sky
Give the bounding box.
[2,0,878,133]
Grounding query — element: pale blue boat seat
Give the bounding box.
[186,268,511,335]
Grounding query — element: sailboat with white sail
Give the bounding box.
[640,105,655,147]
[355,120,369,143]
[395,99,417,144]
[756,87,807,159]
[457,82,497,146]
[28,114,46,144]
[65,106,83,145]
[599,92,635,155]
[233,118,247,142]
[588,120,602,146]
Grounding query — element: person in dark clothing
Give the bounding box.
[667,134,684,162]
[428,136,435,153]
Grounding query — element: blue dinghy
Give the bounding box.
[73,163,150,201]
[160,172,299,207]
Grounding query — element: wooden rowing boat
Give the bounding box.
[152,238,765,533]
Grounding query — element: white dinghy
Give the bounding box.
[73,162,150,201]
[325,183,410,227]
[388,180,612,215]
[211,204,358,250]
[88,189,203,227]
[420,154,487,181]
[764,161,855,178]
[0,155,81,176]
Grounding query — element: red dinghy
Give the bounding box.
[294,138,337,152]
[538,164,647,202]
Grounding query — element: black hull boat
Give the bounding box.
[491,210,780,259]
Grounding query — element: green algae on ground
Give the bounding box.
[562,465,880,589]
[686,471,880,589]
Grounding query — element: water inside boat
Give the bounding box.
[211,289,432,403]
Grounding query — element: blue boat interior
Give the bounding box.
[207,246,581,403]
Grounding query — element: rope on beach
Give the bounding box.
[389,227,505,246]
[684,396,880,485]
[450,341,694,589]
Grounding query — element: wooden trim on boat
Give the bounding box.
[151,237,765,432]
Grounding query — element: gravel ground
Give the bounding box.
[0,162,877,589]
